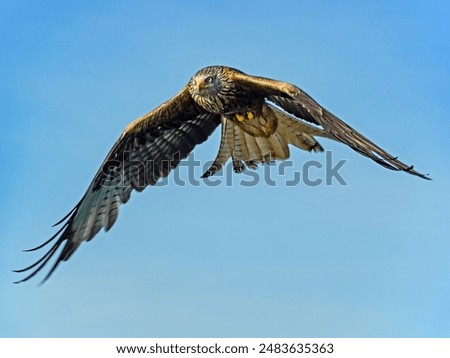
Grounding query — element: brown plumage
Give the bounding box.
[14,65,429,284]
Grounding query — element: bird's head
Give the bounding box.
[189,66,225,97]
[188,66,238,114]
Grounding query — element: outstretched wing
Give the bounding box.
[229,70,430,180]
[15,87,221,283]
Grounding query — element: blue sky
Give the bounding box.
[1,0,450,337]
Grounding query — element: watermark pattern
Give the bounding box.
[100,150,348,189]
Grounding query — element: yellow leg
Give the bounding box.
[235,113,245,122]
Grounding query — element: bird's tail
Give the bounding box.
[201,104,329,177]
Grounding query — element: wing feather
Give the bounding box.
[230,70,429,179]
[15,87,220,283]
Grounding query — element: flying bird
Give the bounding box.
[14,65,429,283]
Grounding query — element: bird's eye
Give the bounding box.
[205,76,213,83]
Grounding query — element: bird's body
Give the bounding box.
[15,65,429,283]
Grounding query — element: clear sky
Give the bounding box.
[1,0,449,337]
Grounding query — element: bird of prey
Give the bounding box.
[14,65,429,283]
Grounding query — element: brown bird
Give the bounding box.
[14,65,429,283]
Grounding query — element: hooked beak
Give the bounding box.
[196,80,206,92]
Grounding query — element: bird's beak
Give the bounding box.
[197,81,206,92]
